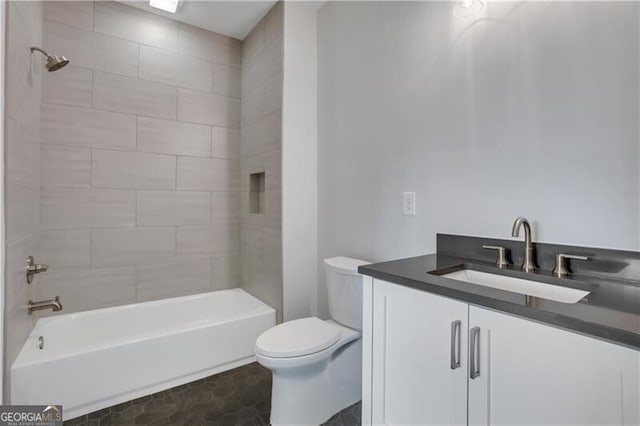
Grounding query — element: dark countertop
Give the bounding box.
[359,253,640,351]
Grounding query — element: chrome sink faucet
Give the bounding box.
[511,217,537,272]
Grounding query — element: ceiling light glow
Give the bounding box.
[149,0,179,13]
[453,0,486,18]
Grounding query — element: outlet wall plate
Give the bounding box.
[403,192,416,216]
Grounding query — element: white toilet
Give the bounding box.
[255,256,369,426]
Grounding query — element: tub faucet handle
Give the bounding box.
[26,256,49,284]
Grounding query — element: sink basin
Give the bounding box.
[439,269,590,304]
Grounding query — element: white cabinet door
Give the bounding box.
[371,279,468,425]
[468,306,640,426]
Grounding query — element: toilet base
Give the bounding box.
[269,338,362,426]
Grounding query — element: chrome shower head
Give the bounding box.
[30,46,69,72]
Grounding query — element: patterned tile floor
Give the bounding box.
[64,362,361,426]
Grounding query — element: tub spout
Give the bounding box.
[28,297,62,315]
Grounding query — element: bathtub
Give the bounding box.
[11,288,275,420]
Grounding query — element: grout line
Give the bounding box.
[174,225,178,263]
[90,69,95,107]
[174,155,178,190]
[89,147,93,189]
[42,140,214,160]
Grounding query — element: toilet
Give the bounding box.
[255,256,369,426]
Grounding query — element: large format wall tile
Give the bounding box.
[5,0,42,382]
[41,188,136,230]
[137,191,210,226]
[242,37,283,94]
[6,2,42,138]
[177,224,240,259]
[241,86,264,126]
[92,150,176,190]
[178,89,240,128]
[7,118,39,188]
[35,267,136,314]
[137,117,211,157]
[91,227,176,267]
[264,2,283,46]
[13,0,43,40]
[136,259,212,302]
[242,19,264,64]
[211,254,241,290]
[211,192,241,224]
[93,71,178,119]
[41,145,91,188]
[213,63,241,99]
[44,1,94,30]
[241,109,281,157]
[42,103,136,150]
[264,72,283,116]
[5,236,38,370]
[33,1,255,320]
[44,20,138,77]
[139,45,212,92]
[178,23,241,67]
[212,127,241,160]
[94,1,178,51]
[177,157,240,191]
[239,3,283,318]
[42,65,93,108]
[6,181,39,244]
[39,230,91,271]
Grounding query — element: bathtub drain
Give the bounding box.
[38,336,44,350]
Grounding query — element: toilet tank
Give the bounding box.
[324,257,370,330]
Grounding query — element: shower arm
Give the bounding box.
[30,46,50,57]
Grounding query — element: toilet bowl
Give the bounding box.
[255,257,369,426]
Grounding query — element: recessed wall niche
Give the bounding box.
[250,172,266,214]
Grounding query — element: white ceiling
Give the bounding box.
[122,0,278,40]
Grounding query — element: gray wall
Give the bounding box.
[240,3,284,320]
[37,1,242,314]
[4,0,42,383]
[317,1,639,316]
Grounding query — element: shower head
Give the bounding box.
[30,46,69,72]
[45,55,70,72]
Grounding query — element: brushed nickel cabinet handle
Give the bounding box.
[470,326,481,379]
[450,320,461,370]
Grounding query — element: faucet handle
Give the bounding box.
[482,245,510,268]
[553,253,589,277]
[26,256,49,284]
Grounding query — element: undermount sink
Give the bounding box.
[439,269,590,304]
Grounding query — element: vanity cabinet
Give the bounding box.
[370,280,468,425]
[366,279,639,426]
[467,305,639,425]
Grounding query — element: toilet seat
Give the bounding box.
[255,317,341,358]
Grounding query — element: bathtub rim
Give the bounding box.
[13,288,275,368]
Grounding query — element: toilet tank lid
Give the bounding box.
[324,257,370,275]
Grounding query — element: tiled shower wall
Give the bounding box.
[35,1,243,313]
[4,0,43,381]
[240,3,284,320]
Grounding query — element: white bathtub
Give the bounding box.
[11,288,275,420]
